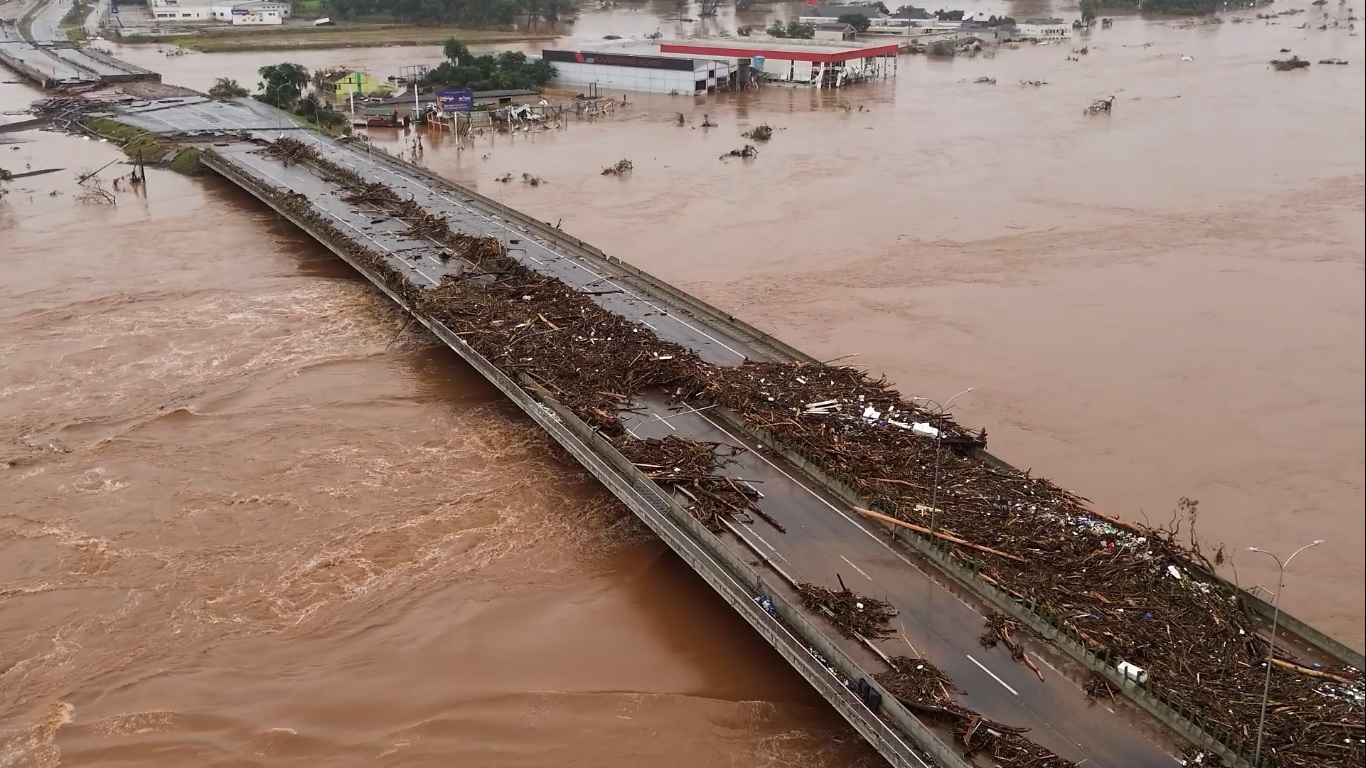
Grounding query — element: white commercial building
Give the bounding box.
[542,46,731,95]
[150,0,289,24]
[1012,18,1070,39]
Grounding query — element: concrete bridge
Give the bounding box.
[38,85,1356,767]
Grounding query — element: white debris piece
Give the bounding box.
[911,422,940,438]
[1167,564,1184,581]
[862,405,882,421]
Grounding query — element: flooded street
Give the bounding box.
[2,1,1363,766]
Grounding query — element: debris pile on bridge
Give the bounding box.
[796,581,898,640]
[263,136,327,166]
[415,251,701,431]
[980,613,1043,681]
[265,139,507,267]
[876,656,1078,768]
[610,434,775,532]
[694,361,1364,768]
[412,250,771,532]
[234,136,1363,768]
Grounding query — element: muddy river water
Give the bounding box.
[2,1,1363,766]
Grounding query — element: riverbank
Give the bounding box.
[116,24,559,53]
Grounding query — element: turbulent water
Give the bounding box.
[3,1,1364,766]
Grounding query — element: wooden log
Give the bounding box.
[1271,658,1358,686]
[853,507,1027,563]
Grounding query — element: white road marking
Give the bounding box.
[967,654,1019,696]
[746,527,790,564]
[839,555,873,581]
[693,410,930,568]
[245,158,438,285]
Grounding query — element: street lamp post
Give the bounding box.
[262,81,299,137]
[1246,539,1324,766]
[914,387,974,539]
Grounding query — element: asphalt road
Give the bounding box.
[216,135,1182,768]
[26,0,65,42]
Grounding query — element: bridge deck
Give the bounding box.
[206,135,1183,768]
[0,40,97,86]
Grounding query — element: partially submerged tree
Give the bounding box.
[427,38,554,91]
[208,77,249,100]
[767,19,815,37]
[1080,0,1098,25]
[295,91,346,129]
[256,63,310,109]
[837,12,872,31]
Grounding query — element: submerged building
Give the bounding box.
[541,38,898,94]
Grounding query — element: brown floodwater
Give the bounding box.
[3,1,1363,765]
[0,91,870,767]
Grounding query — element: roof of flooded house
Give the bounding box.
[892,5,931,18]
[813,22,857,31]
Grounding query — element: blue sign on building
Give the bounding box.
[435,88,474,112]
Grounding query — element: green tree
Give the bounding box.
[208,77,249,99]
[443,37,471,64]
[766,19,813,37]
[934,8,963,19]
[294,90,346,129]
[1079,0,1097,24]
[425,38,555,90]
[256,63,310,109]
[837,12,871,30]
